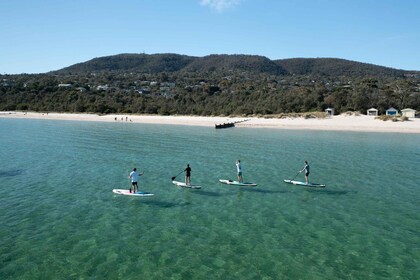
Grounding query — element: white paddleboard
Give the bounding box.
[172,181,202,189]
[112,189,154,196]
[283,180,326,188]
[219,179,257,187]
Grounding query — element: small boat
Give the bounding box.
[215,122,235,129]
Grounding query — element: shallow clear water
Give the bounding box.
[0,119,419,279]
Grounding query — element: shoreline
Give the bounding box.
[1,111,420,134]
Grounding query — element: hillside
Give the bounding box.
[53,53,410,78]
[57,53,195,73]
[3,53,418,116]
[275,58,406,77]
[181,54,287,75]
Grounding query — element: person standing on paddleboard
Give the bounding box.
[236,160,243,183]
[300,161,310,184]
[184,164,191,186]
[129,168,144,193]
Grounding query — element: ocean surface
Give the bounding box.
[0,118,419,280]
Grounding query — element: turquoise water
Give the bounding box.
[0,118,419,280]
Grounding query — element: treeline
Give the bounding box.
[1,72,419,116]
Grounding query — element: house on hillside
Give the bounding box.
[58,83,72,88]
[96,85,109,91]
[401,108,416,118]
[367,108,378,116]
[386,107,398,116]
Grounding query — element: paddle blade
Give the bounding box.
[171,176,176,180]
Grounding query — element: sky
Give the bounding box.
[1,0,419,74]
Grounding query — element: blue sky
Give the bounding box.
[1,0,419,74]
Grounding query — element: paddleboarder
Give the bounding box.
[300,161,310,184]
[184,164,191,186]
[236,160,243,183]
[128,167,144,193]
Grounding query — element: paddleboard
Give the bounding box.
[283,180,326,188]
[219,179,257,187]
[172,181,202,189]
[112,189,154,196]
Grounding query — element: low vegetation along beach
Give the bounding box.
[1,111,419,133]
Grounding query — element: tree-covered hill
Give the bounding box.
[275,58,406,78]
[56,53,195,74]
[2,53,419,116]
[180,54,287,75]
[53,53,411,78]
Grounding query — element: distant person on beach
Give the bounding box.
[128,168,144,193]
[236,160,243,183]
[300,161,310,184]
[184,164,191,185]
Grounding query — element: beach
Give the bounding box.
[1,111,419,133]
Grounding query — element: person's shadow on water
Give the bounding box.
[0,169,25,177]
[141,200,181,208]
[305,189,358,195]
[240,188,289,194]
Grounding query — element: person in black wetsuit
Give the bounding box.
[185,164,191,186]
[300,161,310,184]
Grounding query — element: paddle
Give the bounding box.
[171,170,185,181]
[128,178,132,193]
[291,171,300,181]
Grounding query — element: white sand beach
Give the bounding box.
[1,111,419,133]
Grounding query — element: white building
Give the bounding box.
[58,83,72,88]
[401,108,416,118]
[367,108,378,116]
[96,85,109,91]
[325,108,334,116]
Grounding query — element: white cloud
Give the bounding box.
[200,0,241,12]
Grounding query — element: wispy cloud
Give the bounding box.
[200,0,241,12]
